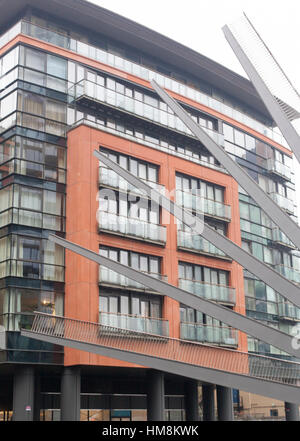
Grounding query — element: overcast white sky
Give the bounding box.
[89,0,300,214]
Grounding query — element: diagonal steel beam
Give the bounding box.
[150,80,300,251]
[49,234,300,357]
[94,149,300,309]
[223,18,300,165]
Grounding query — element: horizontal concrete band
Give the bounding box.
[21,329,300,404]
[49,234,300,357]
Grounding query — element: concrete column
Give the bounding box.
[147,370,165,421]
[285,402,300,421]
[202,384,216,421]
[13,366,35,421]
[33,374,41,421]
[60,367,81,421]
[185,380,199,421]
[217,386,234,421]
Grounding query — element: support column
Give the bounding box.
[147,370,165,421]
[202,384,216,421]
[13,366,35,421]
[217,386,234,421]
[285,402,300,421]
[185,380,199,421]
[60,367,81,421]
[33,374,41,421]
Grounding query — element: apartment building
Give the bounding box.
[0,0,299,421]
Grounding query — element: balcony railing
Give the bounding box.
[266,159,291,181]
[99,165,165,196]
[0,259,64,282]
[179,278,236,305]
[99,311,169,337]
[70,79,225,146]
[269,192,294,214]
[177,229,229,259]
[275,264,300,284]
[99,266,167,293]
[180,322,238,347]
[98,211,166,244]
[272,227,295,249]
[176,189,231,222]
[278,303,300,322]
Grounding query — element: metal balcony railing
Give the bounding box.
[99,266,167,293]
[178,278,236,305]
[98,211,166,244]
[266,159,291,181]
[180,322,238,347]
[269,192,294,214]
[272,227,296,249]
[177,228,229,259]
[99,311,169,337]
[27,312,300,385]
[176,189,231,222]
[275,264,300,284]
[278,303,300,322]
[99,166,165,196]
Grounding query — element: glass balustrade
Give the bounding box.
[275,264,300,284]
[0,259,64,282]
[70,80,224,146]
[99,165,165,196]
[177,228,228,259]
[3,20,288,148]
[176,189,231,221]
[98,210,166,244]
[266,159,291,181]
[180,322,238,347]
[99,266,167,292]
[269,192,294,214]
[278,303,300,321]
[99,311,169,337]
[272,227,295,249]
[179,278,236,305]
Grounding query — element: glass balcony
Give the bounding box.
[272,227,295,249]
[98,211,166,244]
[69,79,224,145]
[99,265,167,293]
[0,259,64,282]
[179,278,236,305]
[177,228,229,259]
[180,322,238,347]
[0,312,34,331]
[99,165,165,196]
[278,303,300,322]
[266,159,291,181]
[275,264,300,284]
[99,311,169,337]
[176,189,231,222]
[269,192,294,214]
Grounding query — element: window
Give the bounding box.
[178,262,229,285]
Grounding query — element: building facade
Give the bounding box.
[0,0,299,421]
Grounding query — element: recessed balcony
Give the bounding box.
[269,192,294,215]
[176,189,231,222]
[278,302,300,322]
[266,159,291,181]
[99,311,169,337]
[99,165,165,196]
[180,322,238,347]
[98,210,166,245]
[177,228,230,260]
[179,278,236,306]
[99,265,167,293]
